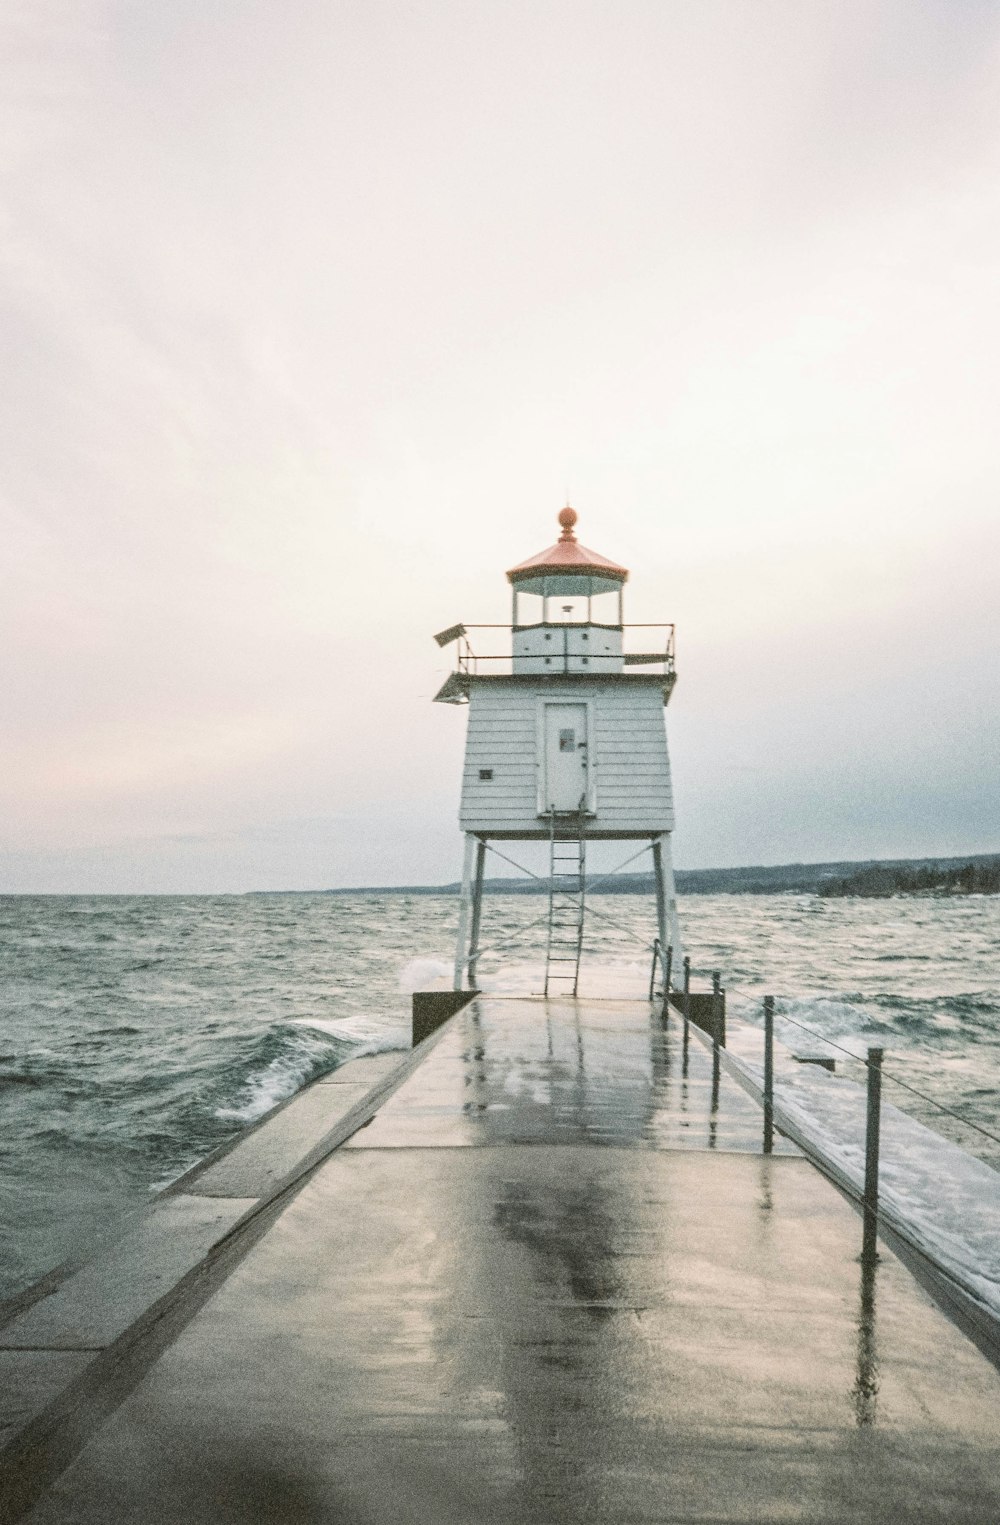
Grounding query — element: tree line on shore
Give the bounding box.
[819,859,1000,898]
[306,852,1000,897]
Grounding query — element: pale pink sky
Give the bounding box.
[2,0,998,890]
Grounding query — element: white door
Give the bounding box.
[543,703,589,812]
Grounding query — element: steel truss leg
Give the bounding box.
[468,838,487,989]
[652,833,684,975]
[453,832,476,990]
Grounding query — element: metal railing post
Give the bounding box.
[664,944,673,1000]
[862,1047,884,1266]
[763,995,774,1154]
[681,955,691,1074]
[712,971,721,1048]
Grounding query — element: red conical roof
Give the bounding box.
[506,508,629,583]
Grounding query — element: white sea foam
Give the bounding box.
[398,956,452,992]
[475,958,651,999]
[766,995,877,1060]
[777,993,876,1033]
[292,1014,408,1053]
[395,953,650,998]
[476,961,543,994]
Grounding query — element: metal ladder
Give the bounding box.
[543,809,587,996]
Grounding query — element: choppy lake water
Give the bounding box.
[1,891,998,1300]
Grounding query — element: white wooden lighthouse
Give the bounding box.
[434,507,683,992]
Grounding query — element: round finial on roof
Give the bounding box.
[558,505,578,540]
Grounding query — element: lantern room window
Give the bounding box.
[511,573,624,629]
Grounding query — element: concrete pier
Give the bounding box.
[5,994,1000,1522]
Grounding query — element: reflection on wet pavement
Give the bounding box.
[853,1246,881,1427]
[348,996,800,1154]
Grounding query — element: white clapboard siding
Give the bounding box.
[459,678,674,835]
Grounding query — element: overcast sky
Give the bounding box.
[2,0,998,892]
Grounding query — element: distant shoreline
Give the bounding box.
[266,851,1000,898]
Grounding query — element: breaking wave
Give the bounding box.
[214,1016,409,1126]
[212,1023,349,1124]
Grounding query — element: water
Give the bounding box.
[1,891,998,1302]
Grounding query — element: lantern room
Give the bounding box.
[508,507,628,676]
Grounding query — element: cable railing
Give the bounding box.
[648,945,1000,1302]
[727,991,1000,1155]
[436,623,677,681]
[675,958,1000,1151]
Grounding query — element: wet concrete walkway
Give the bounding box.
[18,997,1000,1522]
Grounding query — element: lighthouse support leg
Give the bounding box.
[651,837,669,961]
[652,833,684,981]
[454,833,476,990]
[468,838,487,989]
